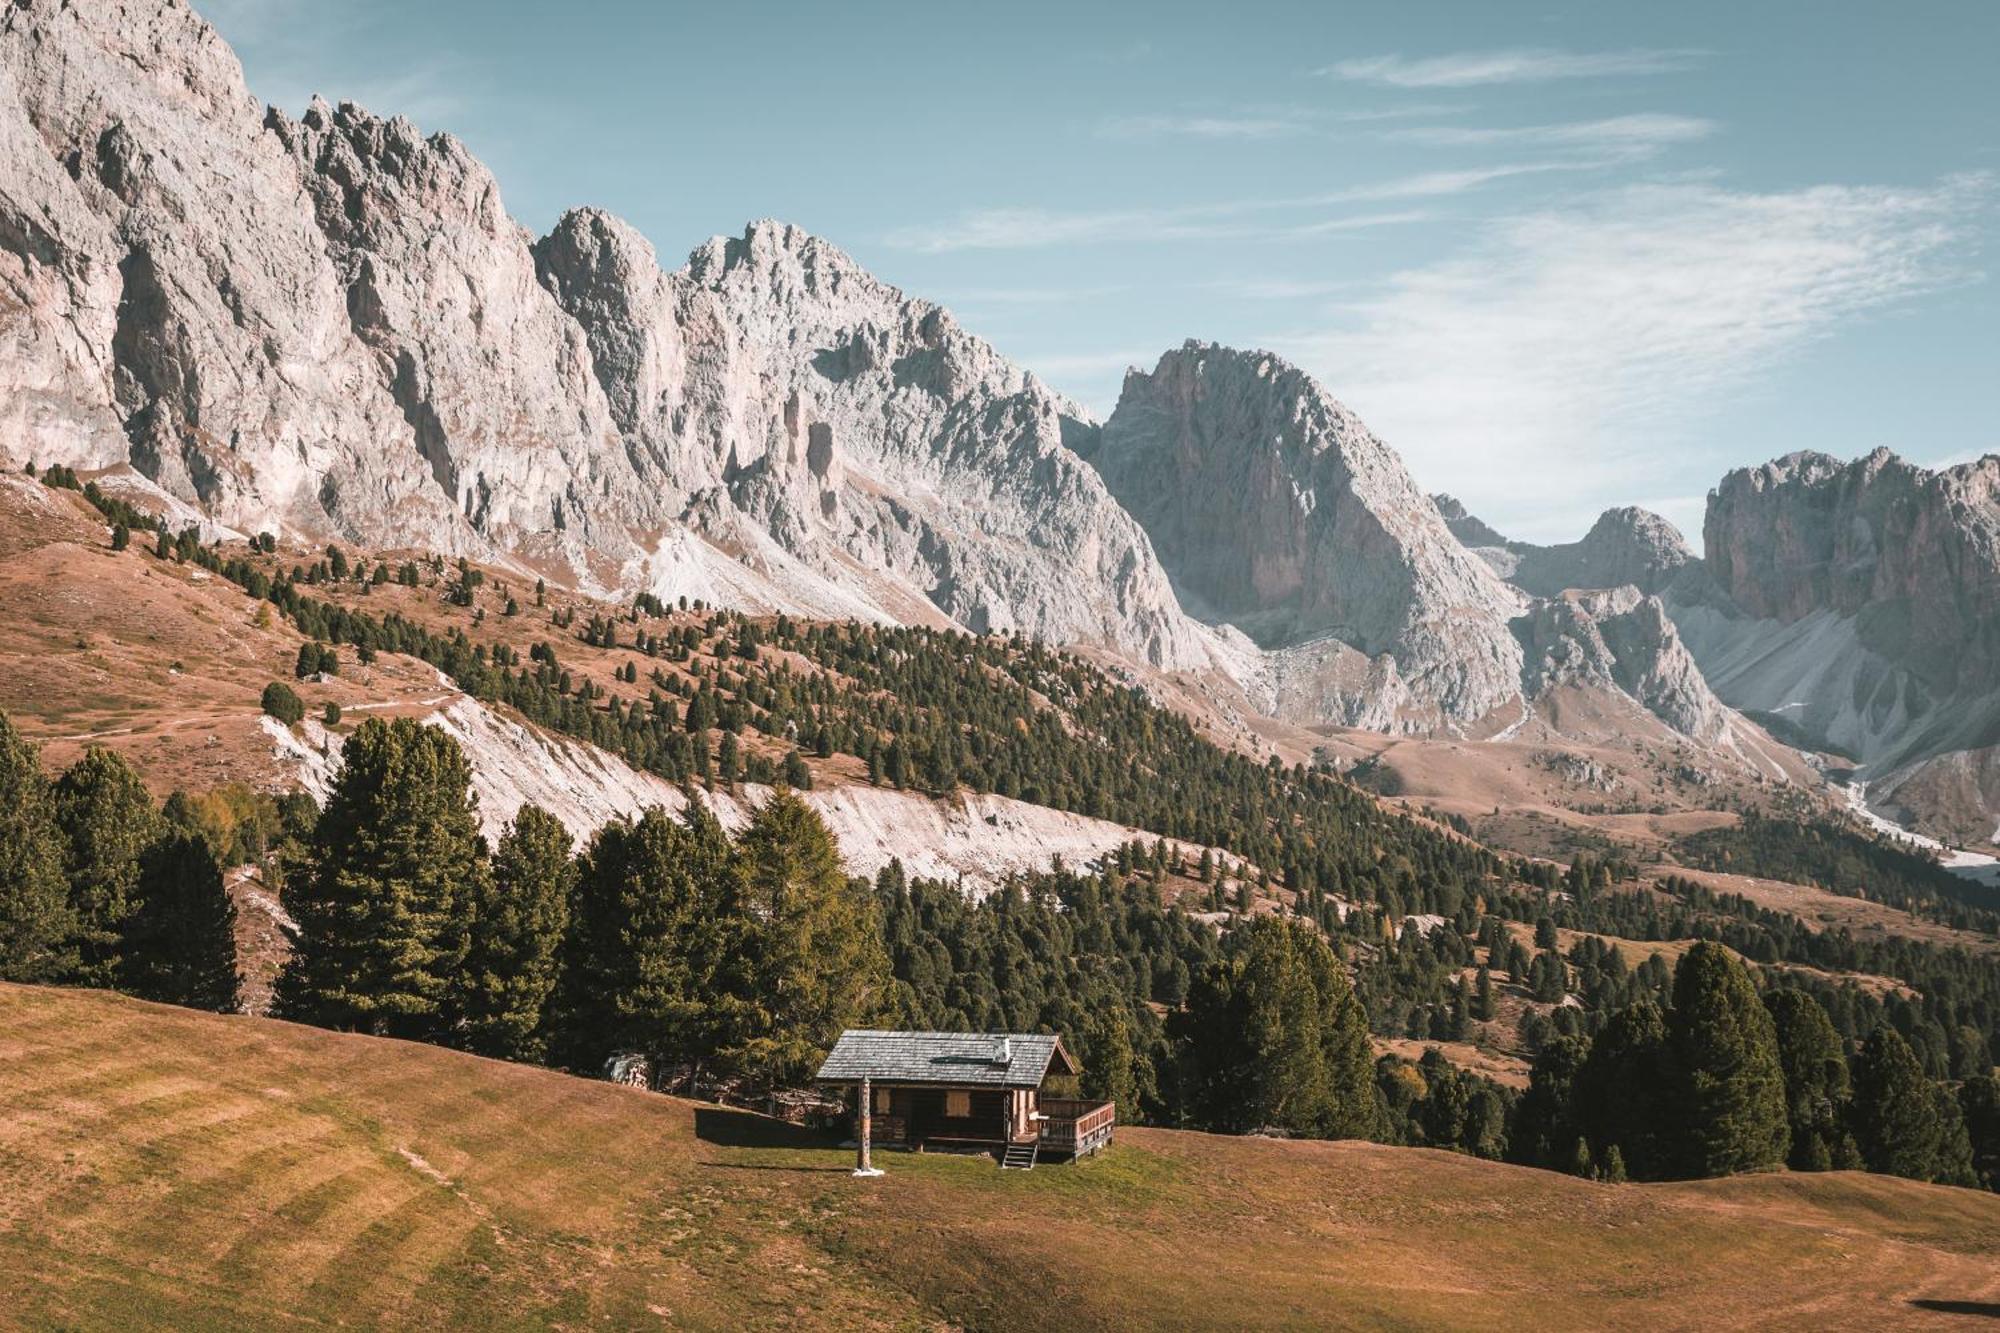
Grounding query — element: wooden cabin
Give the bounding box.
[815,1030,1115,1167]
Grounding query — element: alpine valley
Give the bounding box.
[4,3,2000,1328]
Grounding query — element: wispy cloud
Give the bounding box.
[1095,113,1311,142]
[1332,103,1471,123]
[1272,174,1989,540]
[1321,47,1703,88]
[935,285,1128,307]
[883,163,1592,252]
[1386,113,1717,155]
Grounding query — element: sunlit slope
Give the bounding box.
[2,983,1997,1331]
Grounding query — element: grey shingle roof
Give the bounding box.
[814,1030,1076,1088]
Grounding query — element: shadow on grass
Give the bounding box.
[1910,1300,2000,1319]
[693,1105,836,1151]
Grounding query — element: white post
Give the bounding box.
[853,1076,884,1177]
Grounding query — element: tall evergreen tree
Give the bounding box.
[53,747,162,986]
[460,805,573,1061]
[552,801,735,1078]
[274,719,485,1039]
[720,789,892,1092]
[120,831,239,1012]
[1574,1000,1673,1179]
[0,709,78,983]
[1764,988,1857,1171]
[1510,1034,1590,1171]
[1173,917,1375,1139]
[1958,1073,2000,1193]
[1668,942,1789,1176]
[1850,1026,1952,1182]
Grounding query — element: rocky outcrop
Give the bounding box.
[0,0,462,548]
[1090,343,1526,729]
[1516,587,1732,744]
[1512,507,1697,598]
[0,0,1852,771]
[1433,495,1510,550]
[1674,448,2000,838]
[1703,448,2000,700]
[0,0,1221,672]
[1436,497,1697,598]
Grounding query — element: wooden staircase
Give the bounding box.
[1000,1139,1039,1171]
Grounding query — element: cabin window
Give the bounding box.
[945,1090,972,1118]
[874,1086,892,1114]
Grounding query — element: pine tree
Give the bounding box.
[459,805,573,1062]
[1764,988,1856,1171]
[1958,1074,2000,1193]
[274,719,485,1039]
[720,789,892,1092]
[1851,1026,1950,1181]
[120,830,239,1011]
[1510,1034,1590,1169]
[1171,917,1375,1139]
[52,747,162,987]
[1668,942,1789,1176]
[553,800,738,1078]
[0,710,79,982]
[1575,1000,1673,1179]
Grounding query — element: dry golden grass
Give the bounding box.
[3,984,1999,1330]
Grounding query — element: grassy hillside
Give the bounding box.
[3,985,1998,1330]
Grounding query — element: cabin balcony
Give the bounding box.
[1035,1098,1116,1157]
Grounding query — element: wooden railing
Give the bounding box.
[1036,1098,1116,1155]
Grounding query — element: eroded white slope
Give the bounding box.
[263,696,1217,891]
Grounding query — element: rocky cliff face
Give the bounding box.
[0,0,460,548]
[1515,587,1732,745]
[1679,448,2000,835]
[1511,507,1697,599]
[0,0,1819,762]
[0,0,1222,671]
[1703,448,2000,700]
[1090,343,1526,729]
[1435,497,1697,599]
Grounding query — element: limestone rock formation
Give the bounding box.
[1676,448,2000,838]
[0,0,1877,776]
[1436,496,1697,598]
[0,0,1222,673]
[1515,587,1732,745]
[1090,343,1527,729]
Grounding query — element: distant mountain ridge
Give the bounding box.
[5,0,1996,841]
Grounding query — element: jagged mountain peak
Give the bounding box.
[1433,494,1512,549]
[1094,338,1527,729]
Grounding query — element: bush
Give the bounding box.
[322,702,342,727]
[261,682,304,726]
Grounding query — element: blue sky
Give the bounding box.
[201,0,1997,542]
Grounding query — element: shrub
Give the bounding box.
[261,682,304,726]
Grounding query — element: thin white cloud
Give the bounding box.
[1321,47,1704,88]
[1096,113,1310,141]
[883,163,1592,252]
[1333,103,1471,123]
[1271,174,1989,540]
[935,285,1129,307]
[1387,113,1717,154]
[1204,276,1368,301]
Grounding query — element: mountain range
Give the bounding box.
[4,0,1996,847]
